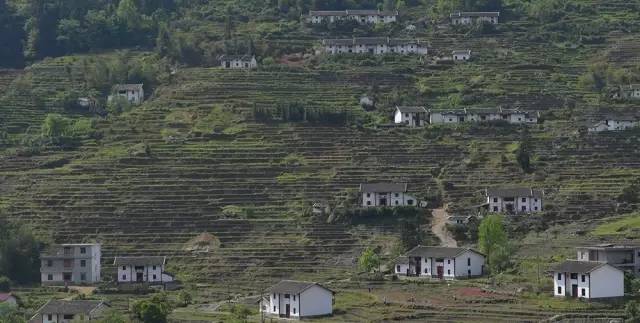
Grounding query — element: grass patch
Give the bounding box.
[592,213,640,236]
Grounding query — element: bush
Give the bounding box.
[0,277,10,292]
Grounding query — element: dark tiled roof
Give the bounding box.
[360,183,407,193]
[452,50,471,55]
[309,10,347,16]
[354,37,388,45]
[323,38,423,46]
[218,55,255,61]
[551,260,611,273]
[113,256,166,266]
[113,84,143,91]
[450,11,500,18]
[37,300,105,315]
[396,106,427,113]
[267,280,333,294]
[577,244,640,251]
[388,38,419,46]
[323,39,354,46]
[405,246,484,258]
[486,187,543,198]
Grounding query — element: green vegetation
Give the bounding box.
[478,214,510,274]
[593,213,640,236]
[358,247,381,272]
[0,220,43,285]
[131,294,172,323]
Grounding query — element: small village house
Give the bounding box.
[552,260,624,299]
[612,84,640,100]
[219,55,258,69]
[452,50,471,61]
[450,12,499,25]
[0,293,17,307]
[395,246,485,279]
[485,187,543,214]
[40,243,101,285]
[261,280,334,319]
[588,114,639,132]
[322,37,428,55]
[30,300,108,323]
[108,84,144,105]
[360,183,417,207]
[576,244,640,277]
[394,106,428,127]
[308,10,397,24]
[429,107,538,125]
[447,215,474,225]
[114,256,174,284]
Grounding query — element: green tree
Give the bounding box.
[131,294,171,323]
[97,310,128,323]
[0,221,42,284]
[41,114,72,139]
[117,0,140,30]
[358,247,381,272]
[478,214,510,274]
[515,129,533,173]
[0,0,25,67]
[626,301,640,323]
[0,276,9,292]
[177,290,192,307]
[617,180,640,204]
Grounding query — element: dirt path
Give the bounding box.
[431,207,457,247]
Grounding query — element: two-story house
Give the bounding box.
[108,84,144,105]
[262,280,334,319]
[552,260,624,299]
[576,244,640,277]
[114,256,174,284]
[485,187,543,214]
[40,244,101,285]
[394,106,428,127]
[394,246,485,279]
[450,12,499,25]
[360,183,417,207]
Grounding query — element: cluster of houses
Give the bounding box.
[322,37,428,56]
[588,113,640,132]
[394,106,539,127]
[308,9,398,24]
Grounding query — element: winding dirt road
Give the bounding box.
[431,207,458,247]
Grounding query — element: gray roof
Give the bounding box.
[396,106,427,113]
[267,280,333,294]
[486,187,543,198]
[36,300,106,315]
[309,10,348,16]
[113,256,166,266]
[113,84,143,91]
[219,55,255,62]
[323,38,423,46]
[354,37,388,45]
[406,246,485,258]
[551,260,613,273]
[360,183,407,193]
[452,50,471,55]
[309,10,397,16]
[577,244,640,251]
[450,11,500,18]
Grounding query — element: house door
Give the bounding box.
[459,116,465,122]
[414,257,421,276]
[136,272,144,282]
[571,285,578,298]
[225,62,231,68]
[505,204,514,213]
[379,198,387,206]
[437,266,444,279]
[63,273,72,281]
[285,304,290,318]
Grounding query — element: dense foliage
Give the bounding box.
[0,220,43,285]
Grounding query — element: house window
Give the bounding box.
[48,274,53,281]
[366,193,371,198]
[63,314,74,320]
[48,315,53,321]
[80,260,86,267]
[293,308,296,314]
[122,266,126,270]
[395,201,399,205]
[153,274,157,280]
[407,200,414,205]
[395,193,399,197]
[557,286,562,294]
[570,273,578,279]
[273,293,276,298]
[521,206,526,211]
[284,294,290,299]
[534,199,538,202]
[447,260,450,264]
[493,206,498,212]
[63,259,72,268]
[493,198,498,203]
[468,269,471,276]
[367,201,371,206]
[447,270,451,275]
[47,260,53,267]
[424,268,428,274]
[534,207,538,211]
[80,247,86,254]
[467,258,471,266]
[81,273,86,281]
[581,275,586,282]
[273,306,276,312]
[293,295,296,301]
[522,198,526,202]
[396,265,400,272]
[581,288,586,296]
[64,247,72,255]
[153,265,157,270]
[557,273,562,280]
[122,275,127,280]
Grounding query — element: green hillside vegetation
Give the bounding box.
[1,0,640,321]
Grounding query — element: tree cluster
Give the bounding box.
[0,220,43,285]
[478,214,511,274]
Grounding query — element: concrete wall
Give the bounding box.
[454,251,485,277]
[300,286,333,317]
[590,266,624,298]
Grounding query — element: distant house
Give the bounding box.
[485,187,543,214]
[394,106,428,127]
[612,84,640,100]
[394,246,485,279]
[552,260,624,299]
[114,256,174,284]
[40,243,101,285]
[450,12,499,25]
[452,50,471,61]
[322,37,428,55]
[262,280,334,319]
[360,183,417,207]
[308,10,398,24]
[576,244,640,277]
[219,55,258,69]
[0,293,17,307]
[588,115,639,132]
[312,202,330,216]
[447,215,474,225]
[429,107,538,125]
[108,84,144,105]
[30,300,108,323]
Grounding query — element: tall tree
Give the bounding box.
[0,0,25,67]
[117,0,141,30]
[478,214,509,274]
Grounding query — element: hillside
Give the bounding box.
[1,0,640,321]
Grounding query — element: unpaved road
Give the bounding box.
[431,207,457,247]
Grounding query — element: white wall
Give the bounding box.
[590,266,624,298]
[117,264,169,283]
[300,286,333,317]
[395,263,410,275]
[454,251,485,277]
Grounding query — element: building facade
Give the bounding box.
[552,260,624,299]
[114,256,174,283]
[485,187,543,214]
[322,38,428,55]
[394,106,428,127]
[588,116,639,132]
[309,10,398,24]
[429,107,538,124]
[450,12,499,25]
[262,280,334,319]
[452,50,471,61]
[108,84,144,105]
[395,246,485,279]
[219,55,258,69]
[576,244,640,277]
[360,183,417,207]
[40,244,101,285]
[30,300,107,323]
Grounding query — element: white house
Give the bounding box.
[450,12,499,25]
[452,50,471,61]
[108,84,144,105]
[262,280,334,319]
[0,293,17,307]
[322,37,428,55]
[219,55,258,69]
[576,244,640,277]
[114,256,174,284]
[588,115,638,132]
[308,10,397,24]
[429,107,538,124]
[485,187,543,214]
[30,300,108,323]
[360,183,417,207]
[552,260,624,299]
[612,84,640,100]
[447,215,474,225]
[395,246,485,279]
[394,106,428,127]
[40,243,101,285]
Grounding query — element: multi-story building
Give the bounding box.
[552,260,624,299]
[394,246,485,279]
[576,244,640,276]
[40,243,101,285]
[485,187,543,214]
